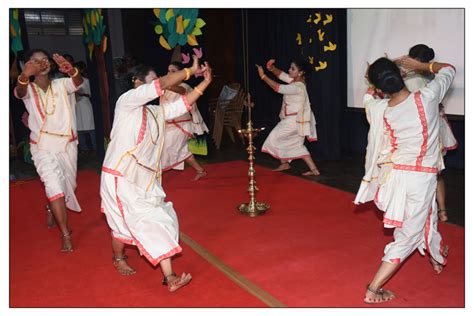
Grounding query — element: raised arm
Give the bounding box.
[52,53,83,88]
[256,64,280,92]
[118,56,203,109]
[14,59,44,99]
[266,59,292,83]
[162,62,213,120]
[400,57,455,102]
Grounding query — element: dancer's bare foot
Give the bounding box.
[302,168,320,176]
[163,272,192,292]
[438,209,448,222]
[113,255,136,276]
[272,162,290,172]
[45,205,56,228]
[429,245,449,274]
[60,231,74,253]
[364,285,396,304]
[192,170,207,181]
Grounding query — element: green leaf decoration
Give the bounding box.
[154,25,163,34]
[195,18,206,28]
[152,8,205,50]
[191,27,202,36]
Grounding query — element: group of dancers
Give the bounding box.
[13,42,457,301]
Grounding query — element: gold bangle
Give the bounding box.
[17,75,29,85]
[194,87,204,96]
[429,62,435,74]
[184,68,191,81]
[261,74,266,80]
[69,67,79,78]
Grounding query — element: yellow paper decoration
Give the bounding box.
[176,16,184,34]
[314,61,327,71]
[323,41,337,52]
[323,14,333,25]
[159,35,171,50]
[313,12,321,25]
[165,9,174,21]
[187,34,198,46]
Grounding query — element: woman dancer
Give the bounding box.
[256,59,319,176]
[160,61,209,181]
[14,49,83,252]
[100,56,212,292]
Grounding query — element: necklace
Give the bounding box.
[146,107,160,144]
[36,83,56,115]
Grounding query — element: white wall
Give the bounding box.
[347,9,464,115]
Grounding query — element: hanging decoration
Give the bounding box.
[297,11,337,72]
[152,8,206,50]
[82,9,107,60]
[10,9,23,55]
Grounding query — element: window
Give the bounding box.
[24,9,84,36]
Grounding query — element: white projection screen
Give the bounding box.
[347,9,464,115]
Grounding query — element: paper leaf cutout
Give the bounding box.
[176,15,184,34]
[178,34,188,46]
[317,29,325,42]
[187,34,198,46]
[323,14,333,25]
[153,9,161,18]
[296,33,302,45]
[182,53,190,64]
[324,41,337,52]
[154,25,163,34]
[314,61,327,71]
[191,26,202,35]
[183,18,190,29]
[313,12,321,24]
[308,56,314,65]
[193,47,203,58]
[195,18,206,28]
[165,9,174,21]
[159,35,171,50]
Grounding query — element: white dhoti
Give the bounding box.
[100,171,182,266]
[375,167,446,265]
[161,121,193,171]
[30,142,81,212]
[262,116,310,161]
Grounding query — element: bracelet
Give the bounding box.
[429,62,435,74]
[194,87,204,96]
[184,68,191,81]
[17,75,29,85]
[261,74,267,80]
[69,67,79,78]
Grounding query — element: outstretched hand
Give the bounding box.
[266,59,275,71]
[255,64,265,78]
[202,62,213,82]
[52,53,73,74]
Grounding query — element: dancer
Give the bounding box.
[356,57,455,304]
[14,49,83,252]
[160,61,209,181]
[100,56,212,292]
[402,44,458,222]
[74,61,97,152]
[256,59,319,176]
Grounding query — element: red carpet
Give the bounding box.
[9,170,265,307]
[163,160,465,307]
[10,161,464,307]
